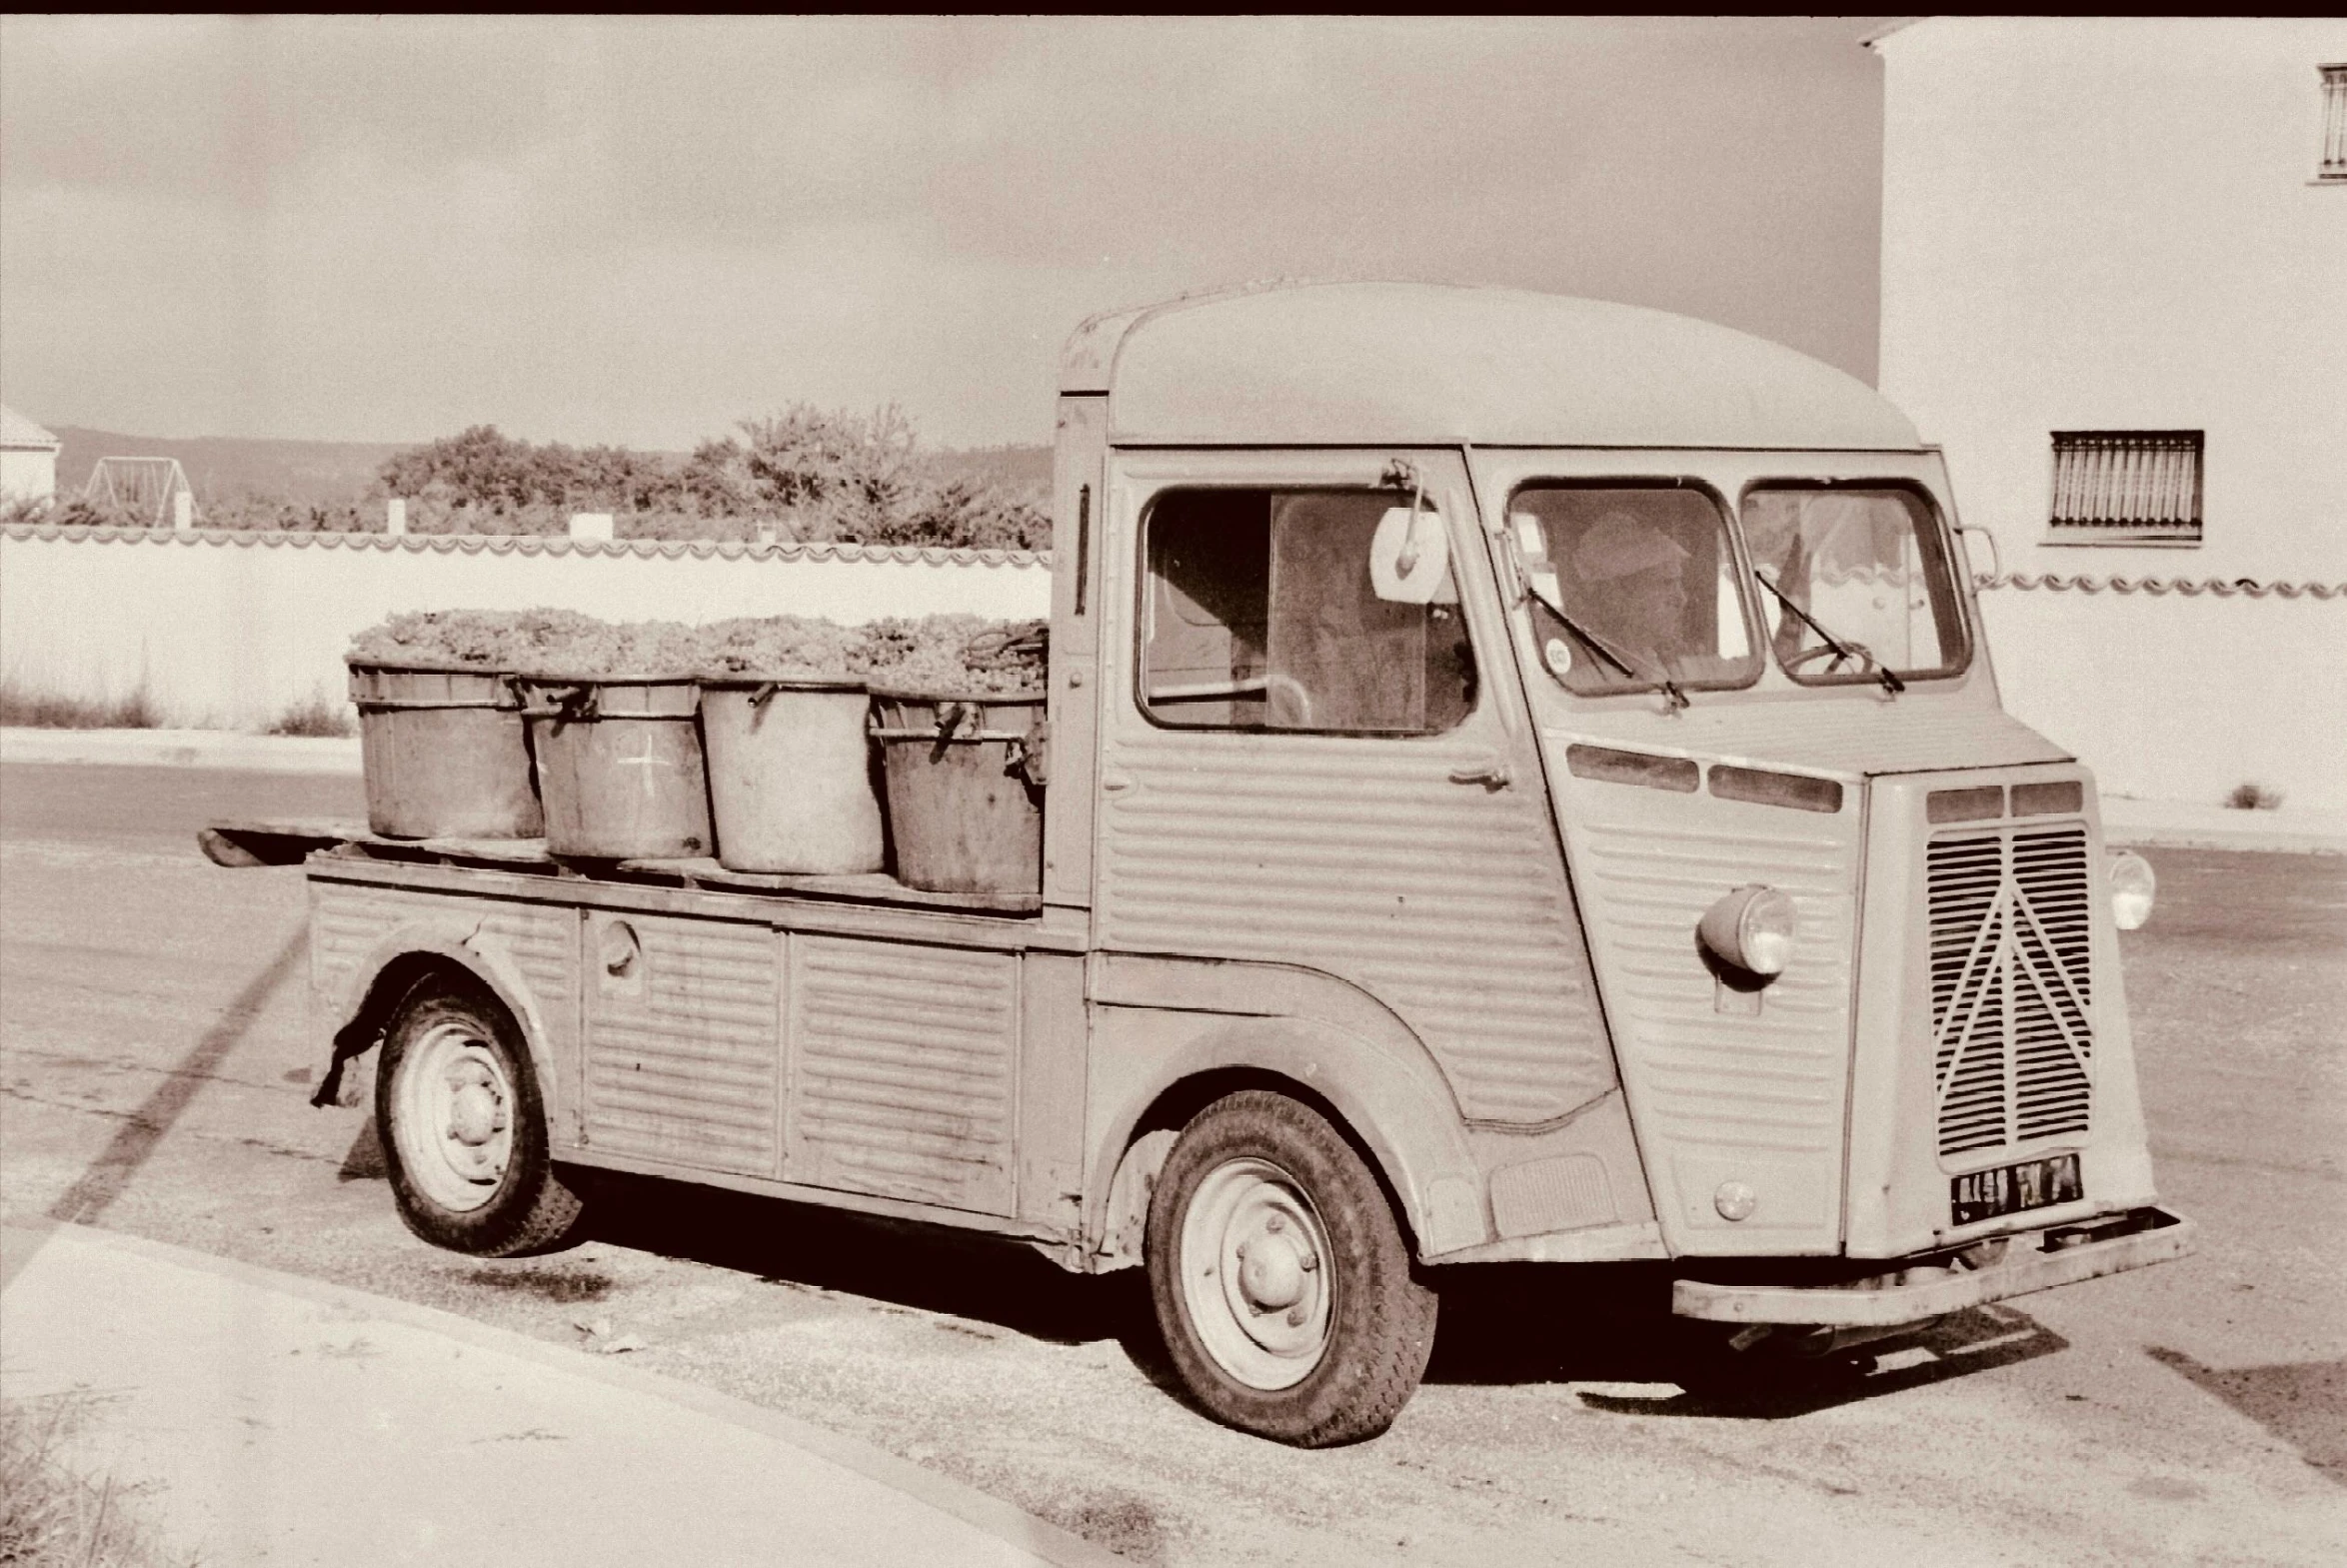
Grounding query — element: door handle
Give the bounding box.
[1447,756,1512,790]
[1101,772,1134,793]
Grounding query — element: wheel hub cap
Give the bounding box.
[1179,1156,1335,1391]
[448,1079,501,1146]
[394,1021,516,1214]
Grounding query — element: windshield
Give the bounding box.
[1740,485,1968,684]
[1507,485,1760,698]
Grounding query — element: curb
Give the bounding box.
[0,1218,1127,1568]
[2101,800,2347,857]
[0,727,363,775]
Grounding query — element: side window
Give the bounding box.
[1140,488,1476,734]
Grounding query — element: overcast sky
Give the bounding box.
[0,16,1890,451]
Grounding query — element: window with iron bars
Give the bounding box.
[2046,432,2203,545]
[2322,64,2347,182]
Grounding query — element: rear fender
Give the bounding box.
[314,917,562,1113]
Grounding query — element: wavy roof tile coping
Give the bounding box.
[1974,572,2342,599]
[0,524,1049,569]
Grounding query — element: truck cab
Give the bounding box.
[264,281,2188,1447]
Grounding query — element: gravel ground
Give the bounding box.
[3,761,2341,1565]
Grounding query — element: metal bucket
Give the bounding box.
[869,689,1047,894]
[347,660,543,840]
[518,677,712,860]
[699,679,885,874]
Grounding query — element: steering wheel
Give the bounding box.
[1781,641,1876,677]
[1264,673,1314,727]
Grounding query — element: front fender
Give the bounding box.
[1087,955,1488,1262]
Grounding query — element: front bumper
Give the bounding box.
[1672,1206,2193,1328]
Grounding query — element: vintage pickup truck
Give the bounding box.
[209,282,2191,1446]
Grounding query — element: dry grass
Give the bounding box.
[0,1395,198,1567]
[264,696,357,738]
[0,680,163,730]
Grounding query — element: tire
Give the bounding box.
[376,975,586,1257]
[1146,1090,1437,1446]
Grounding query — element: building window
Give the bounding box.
[2047,432,2203,545]
[2323,65,2347,181]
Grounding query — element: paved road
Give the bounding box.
[3,761,2342,1565]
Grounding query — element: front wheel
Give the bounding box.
[377,975,586,1257]
[1146,1091,1437,1446]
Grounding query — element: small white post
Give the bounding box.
[172,490,194,531]
[386,498,408,536]
[569,512,615,542]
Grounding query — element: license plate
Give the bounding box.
[1950,1153,2082,1226]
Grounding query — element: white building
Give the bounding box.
[1871,18,2347,810]
[0,405,61,506]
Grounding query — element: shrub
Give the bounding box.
[266,696,357,737]
[2225,782,2285,810]
[0,680,163,730]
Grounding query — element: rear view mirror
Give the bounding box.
[1370,503,1451,605]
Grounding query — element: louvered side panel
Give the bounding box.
[309,882,578,1036]
[1096,730,1612,1124]
[786,935,1019,1215]
[1573,817,1858,1161]
[473,902,579,1033]
[585,917,780,1177]
[309,880,404,1007]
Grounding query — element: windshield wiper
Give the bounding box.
[1752,570,1905,696]
[1525,574,1689,711]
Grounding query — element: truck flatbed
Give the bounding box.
[198,818,1045,916]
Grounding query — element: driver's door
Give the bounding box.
[1091,448,1614,1127]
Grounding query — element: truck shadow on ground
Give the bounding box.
[559,1170,2067,1420]
[1426,1263,2070,1418]
[2147,1346,2346,1486]
[568,1169,1149,1349]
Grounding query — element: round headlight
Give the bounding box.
[2108,850,2156,931]
[1698,884,1798,978]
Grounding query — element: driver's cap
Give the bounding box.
[1573,511,1689,584]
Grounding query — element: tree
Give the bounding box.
[737,404,917,534]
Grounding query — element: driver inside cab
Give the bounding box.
[1570,510,1693,683]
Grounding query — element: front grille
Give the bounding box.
[1927,823,2094,1158]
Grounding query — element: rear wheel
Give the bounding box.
[377,976,585,1257]
[1146,1091,1436,1446]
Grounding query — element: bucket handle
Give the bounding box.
[520,684,599,728]
[867,700,1025,745]
[867,706,1049,786]
[352,696,516,713]
[866,725,1033,744]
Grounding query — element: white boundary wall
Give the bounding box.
[0,527,1050,729]
[1977,578,2345,811]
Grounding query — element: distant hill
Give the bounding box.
[920,443,1053,505]
[47,426,1054,511]
[50,427,413,508]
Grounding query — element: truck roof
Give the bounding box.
[1060,281,1921,452]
